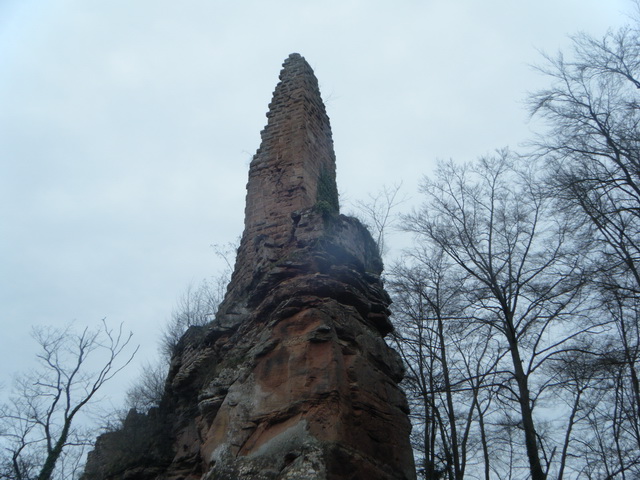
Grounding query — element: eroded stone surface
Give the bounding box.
[82,54,415,480]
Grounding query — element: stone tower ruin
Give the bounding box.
[82,53,416,480]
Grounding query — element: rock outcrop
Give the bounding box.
[82,53,415,480]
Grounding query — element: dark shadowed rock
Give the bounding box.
[82,53,415,480]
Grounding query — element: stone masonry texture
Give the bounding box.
[81,53,416,480]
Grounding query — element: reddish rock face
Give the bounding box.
[221,53,339,319]
[82,54,416,480]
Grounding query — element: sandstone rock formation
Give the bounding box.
[82,53,415,480]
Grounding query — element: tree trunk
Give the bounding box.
[505,326,546,480]
[38,422,70,480]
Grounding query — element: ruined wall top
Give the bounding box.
[243,53,338,246]
[215,53,341,317]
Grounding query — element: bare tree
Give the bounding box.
[159,243,235,361]
[530,20,640,478]
[531,25,640,295]
[402,151,591,480]
[123,361,167,415]
[389,253,457,479]
[0,320,136,480]
[353,182,406,257]
[389,247,506,480]
[118,247,237,425]
[159,274,229,360]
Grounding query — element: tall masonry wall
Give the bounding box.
[219,53,339,314]
[244,53,337,244]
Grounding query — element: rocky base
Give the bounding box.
[82,210,415,480]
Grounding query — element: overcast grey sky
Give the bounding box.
[0,0,634,400]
